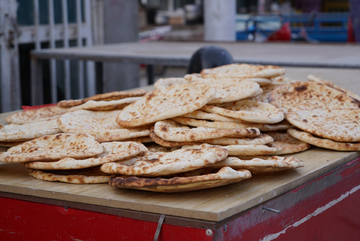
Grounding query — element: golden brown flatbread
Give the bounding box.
[100,146,228,176]
[5,106,68,124]
[108,167,251,192]
[116,83,216,127]
[57,89,147,107]
[0,133,103,163]
[266,131,311,155]
[28,167,112,184]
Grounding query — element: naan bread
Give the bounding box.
[194,78,261,104]
[154,77,191,89]
[268,81,358,114]
[199,133,273,145]
[266,131,311,155]
[150,126,199,147]
[182,110,243,122]
[100,146,228,176]
[57,110,150,142]
[307,75,360,106]
[287,128,360,151]
[0,119,61,142]
[0,133,103,163]
[0,140,26,148]
[202,100,284,124]
[116,83,216,127]
[208,156,304,174]
[68,97,141,111]
[5,106,68,124]
[154,120,260,142]
[23,142,148,169]
[181,143,278,156]
[28,167,112,184]
[109,167,251,192]
[57,89,147,107]
[286,109,360,142]
[200,63,285,79]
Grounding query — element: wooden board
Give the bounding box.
[1,67,360,222]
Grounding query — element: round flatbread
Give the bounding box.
[57,110,150,142]
[154,120,260,142]
[68,97,141,112]
[181,143,278,156]
[0,133,103,163]
[268,81,358,114]
[5,106,68,124]
[307,75,360,106]
[286,109,360,142]
[199,134,273,146]
[57,89,147,107]
[149,126,198,147]
[22,142,148,170]
[108,167,251,193]
[266,131,311,155]
[202,100,284,124]
[116,83,216,127]
[208,156,304,174]
[28,167,112,184]
[100,146,228,176]
[0,119,61,142]
[200,63,285,79]
[287,128,360,151]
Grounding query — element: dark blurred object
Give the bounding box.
[348,16,356,42]
[294,0,322,13]
[187,46,234,74]
[350,0,360,42]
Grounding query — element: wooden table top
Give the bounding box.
[1,66,360,222]
[31,41,360,69]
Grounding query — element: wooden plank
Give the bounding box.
[2,67,360,222]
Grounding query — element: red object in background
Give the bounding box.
[348,16,356,42]
[267,22,292,41]
[22,103,57,111]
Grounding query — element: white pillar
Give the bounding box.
[204,0,236,41]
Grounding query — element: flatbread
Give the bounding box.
[0,119,61,142]
[57,110,150,142]
[202,100,284,124]
[0,133,103,163]
[208,156,304,174]
[200,64,285,79]
[150,126,198,147]
[181,110,244,122]
[5,106,68,124]
[287,128,360,151]
[173,116,264,129]
[268,81,358,114]
[307,75,360,106]
[28,167,112,184]
[22,141,148,170]
[57,89,147,107]
[116,83,216,127]
[193,78,261,104]
[154,77,191,89]
[199,133,273,145]
[271,76,300,85]
[68,97,141,111]
[100,146,228,176]
[154,120,260,142]
[266,131,311,155]
[108,167,251,192]
[0,140,26,148]
[286,109,360,142]
[181,143,278,156]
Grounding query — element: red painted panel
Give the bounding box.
[218,158,360,241]
[0,198,212,241]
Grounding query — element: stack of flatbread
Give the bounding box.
[0,63,317,192]
[269,75,360,151]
